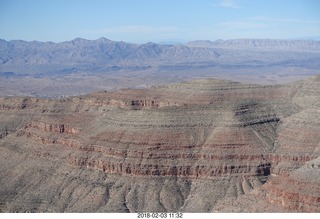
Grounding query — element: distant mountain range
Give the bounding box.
[186,38,320,50]
[1,38,320,97]
[1,38,320,76]
[0,37,220,67]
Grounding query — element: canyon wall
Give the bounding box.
[0,76,320,212]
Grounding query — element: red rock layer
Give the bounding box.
[264,176,320,212]
[1,77,320,212]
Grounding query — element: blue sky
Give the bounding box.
[0,0,319,43]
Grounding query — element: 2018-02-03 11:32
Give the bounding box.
[137,213,183,218]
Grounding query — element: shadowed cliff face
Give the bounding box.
[0,76,320,212]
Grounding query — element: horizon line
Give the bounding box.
[1,36,320,44]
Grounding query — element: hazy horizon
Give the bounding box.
[1,0,320,43]
[2,36,320,45]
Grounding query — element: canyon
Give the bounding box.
[0,75,320,212]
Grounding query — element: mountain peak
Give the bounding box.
[68,38,91,45]
[96,37,112,43]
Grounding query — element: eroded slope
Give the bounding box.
[0,76,320,212]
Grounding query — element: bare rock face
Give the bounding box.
[0,76,320,212]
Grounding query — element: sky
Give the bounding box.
[0,0,320,43]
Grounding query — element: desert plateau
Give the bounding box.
[1,71,320,212]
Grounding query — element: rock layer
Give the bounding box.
[1,76,320,212]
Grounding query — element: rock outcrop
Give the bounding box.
[0,76,320,212]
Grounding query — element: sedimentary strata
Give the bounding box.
[0,76,320,212]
